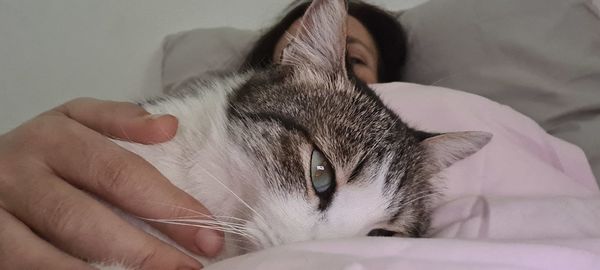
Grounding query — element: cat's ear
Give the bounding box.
[421,131,492,171]
[281,0,348,75]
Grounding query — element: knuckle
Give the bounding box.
[3,119,44,149]
[37,193,81,237]
[95,155,141,197]
[13,115,79,151]
[23,118,56,143]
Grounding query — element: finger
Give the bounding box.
[0,207,94,270]
[1,171,203,270]
[43,116,224,257]
[54,97,178,144]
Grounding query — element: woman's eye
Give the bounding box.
[310,149,334,194]
[367,229,396,237]
[348,56,366,66]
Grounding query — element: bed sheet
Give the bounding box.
[206,83,600,270]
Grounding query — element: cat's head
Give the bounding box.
[226,0,491,251]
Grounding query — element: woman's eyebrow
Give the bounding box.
[347,36,378,58]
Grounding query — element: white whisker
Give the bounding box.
[197,167,268,223]
[142,219,259,243]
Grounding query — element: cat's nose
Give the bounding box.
[367,228,395,237]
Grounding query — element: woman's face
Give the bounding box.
[273,16,379,84]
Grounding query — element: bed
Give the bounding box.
[160,0,600,269]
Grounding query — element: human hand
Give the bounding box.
[0,98,223,269]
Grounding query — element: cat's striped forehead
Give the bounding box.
[230,66,409,167]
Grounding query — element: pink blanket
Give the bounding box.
[207,83,600,270]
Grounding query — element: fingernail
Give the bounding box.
[195,228,223,257]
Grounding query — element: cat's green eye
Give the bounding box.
[310,149,334,194]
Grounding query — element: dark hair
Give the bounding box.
[240,0,407,83]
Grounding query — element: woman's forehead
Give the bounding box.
[346,16,378,59]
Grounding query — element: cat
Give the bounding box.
[96,0,491,268]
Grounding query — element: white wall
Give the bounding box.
[0,0,427,133]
